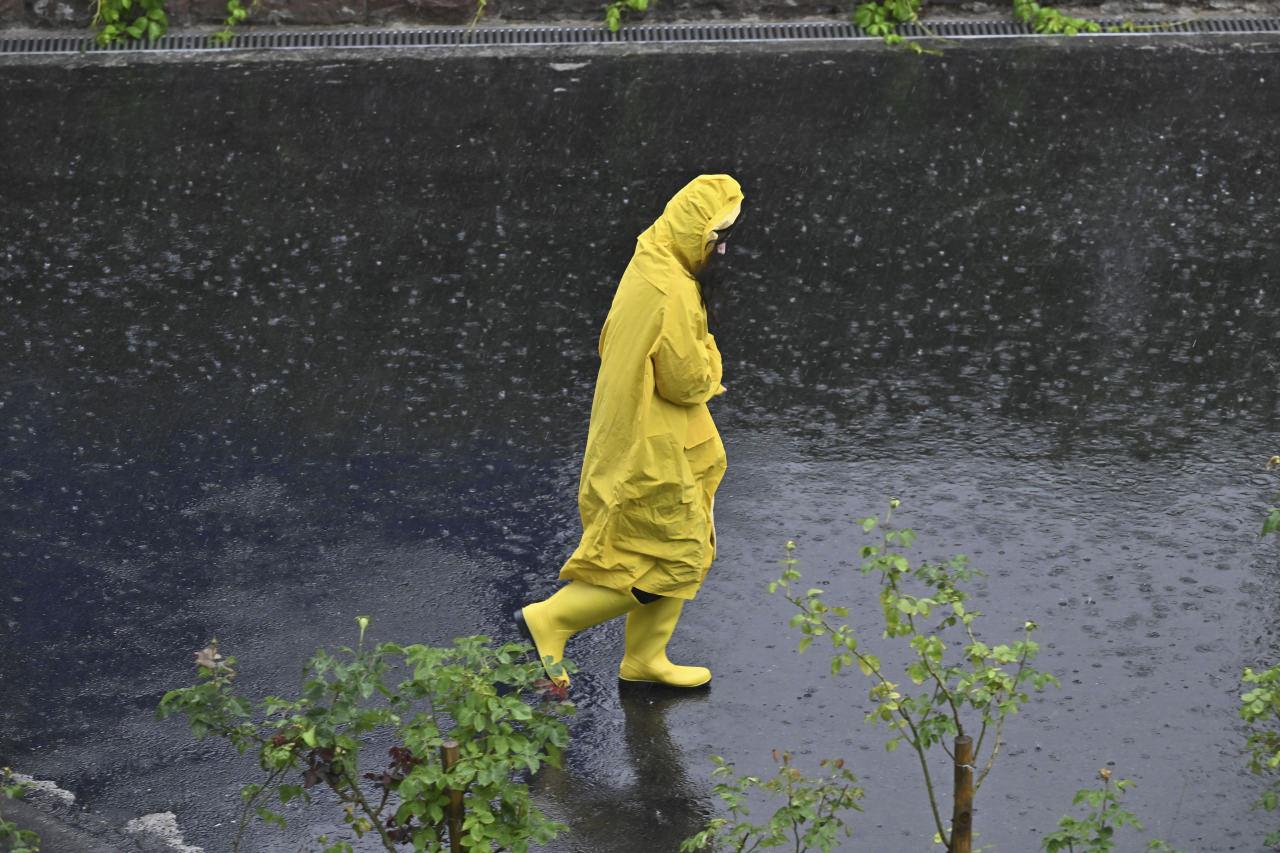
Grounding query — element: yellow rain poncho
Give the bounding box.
[559,175,744,600]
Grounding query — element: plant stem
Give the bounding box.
[975,643,1030,792]
[797,601,949,844]
[972,716,990,776]
[909,736,949,848]
[234,762,285,852]
[332,769,397,851]
[735,828,761,853]
[901,609,965,740]
[789,778,802,853]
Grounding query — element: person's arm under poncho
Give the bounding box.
[652,299,723,407]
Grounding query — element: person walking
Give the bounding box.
[515,174,743,689]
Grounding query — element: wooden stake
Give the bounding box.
[952,735,974,853]
[440,739,464,853]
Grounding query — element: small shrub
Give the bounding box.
[1244,456,1280,846]
[1042,769,1185,853]
[772,500,1058,850]
[157,618,572,851]
[681,751,863,853]
[1242,663,1280,848]
[0,769,41,853]
[1263,455,1280,539]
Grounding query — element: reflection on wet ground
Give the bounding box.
[2,39,1280,851]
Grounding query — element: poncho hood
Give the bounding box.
[631,174,744,290]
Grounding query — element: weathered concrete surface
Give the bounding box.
[21,0,92,26]
[367,0,479,26]
[1,37,1279,853]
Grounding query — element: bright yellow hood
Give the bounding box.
[631,174,744,287]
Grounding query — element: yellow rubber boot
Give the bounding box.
[515,581,638,688]
[618,597,711,688]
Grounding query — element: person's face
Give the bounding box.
[706,217,740,256]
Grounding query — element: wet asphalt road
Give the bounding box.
[2,36,1280,851]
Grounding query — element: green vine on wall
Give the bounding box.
[851,0,1102,50]
[91,0,167,45]
[212,0,254,44]
[595,0,1114,41]
[594,0,1188,47]
[604,0,649,33]
[81,0,1175,49]
[853,0,935,53]
[1011,0,1100,34]
[845,0,1190,51]
[91,0,255,45]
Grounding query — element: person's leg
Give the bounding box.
[515,581,639,687]
[618,596,711,688]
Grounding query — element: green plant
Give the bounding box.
[1239,455,1280,848]
[1011,0,1099,35]
[1,769,40,853]
[157,618,572,852]
[212,0,256,45]
[853,0,917,41]
[1042,769,1186,853]
[681,751,863,853]
[1264,455,1280,538]
[852,0,946,54]
[603,0,649,33]
[772,500,1059,851]
[1241,663,1280,847]
[1101,19,1192,32]
[90,0,167,45]
[89,0,255,47]
[1265,507,1280,539]
[850,0,1187,52]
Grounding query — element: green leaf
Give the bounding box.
[256,806,287,828]
[905,661,930,684]
[1263,508,1280,537]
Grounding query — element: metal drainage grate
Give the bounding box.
[2,18,1280,54]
